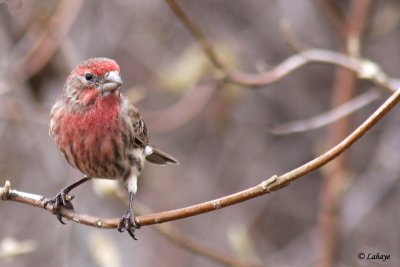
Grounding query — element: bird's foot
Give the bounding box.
[43,188,75,224]
[43,177,91,224]
[117,210,141,240]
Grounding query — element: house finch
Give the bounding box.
[47,57,178,239]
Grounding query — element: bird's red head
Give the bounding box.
[64,58,123,106]
[72,58,120,78]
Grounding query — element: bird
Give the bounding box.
[46,57,178,239]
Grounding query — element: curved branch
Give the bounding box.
[165,0,396,92]
[226,49,394,91]
[164,0,396,92]
[1,89,399,227]
[227,48,360,85]
[269,89,381,135]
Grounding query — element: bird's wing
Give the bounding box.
[122,100,149,147]
[122,98,178,165]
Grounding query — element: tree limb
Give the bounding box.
[269,89,381,135]
[1,88,399,228]
[163,0,395,92]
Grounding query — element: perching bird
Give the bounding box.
[47,57,178,239]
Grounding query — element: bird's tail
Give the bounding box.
[145,146,178,165]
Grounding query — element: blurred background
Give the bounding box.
[1,0,400,266]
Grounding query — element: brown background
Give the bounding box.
[0,0,399,266]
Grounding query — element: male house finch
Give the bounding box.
[47,57,178,239]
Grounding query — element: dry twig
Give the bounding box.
[269,89,381,135]
[164,0,229,73]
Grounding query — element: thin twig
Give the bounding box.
[164,0,229,72]
[226,49,394,91]
[1,88,399,227]
[269,89,381,135]
[270,89,399,189]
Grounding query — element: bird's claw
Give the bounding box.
[44,190,75,224]
[117,211,141,240]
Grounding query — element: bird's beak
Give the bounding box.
[102,71,122,93]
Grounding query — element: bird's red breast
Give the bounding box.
[54,92,129,179]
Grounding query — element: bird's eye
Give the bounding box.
[85,73,93,81]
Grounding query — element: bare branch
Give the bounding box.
[316,2,374,267]
[164,0,229,72]
[227,49,395,92]
[1,88,399,227]
[164,0,395,94]
[269,89,381,135]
